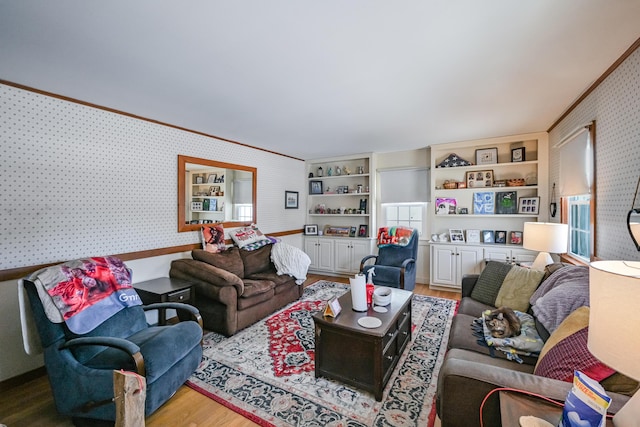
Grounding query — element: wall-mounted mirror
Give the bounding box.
[178,155,257,232]
[628,176,640,251]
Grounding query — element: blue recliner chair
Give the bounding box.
[360,228,419,291]
[21,259,203,425]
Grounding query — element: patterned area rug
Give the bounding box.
[187,280,457,427]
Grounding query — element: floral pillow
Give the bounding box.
[201,224,226,253]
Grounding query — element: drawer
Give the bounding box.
[167,288,191,302]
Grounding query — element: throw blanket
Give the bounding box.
[28,257,142,335]
[377,226,414,247]
[270,242,311,285]
[529,265,590,334]
[472,310,544,363]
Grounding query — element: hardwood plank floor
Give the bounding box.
[0,274,460,426]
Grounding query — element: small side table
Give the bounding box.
[134,277,193,325]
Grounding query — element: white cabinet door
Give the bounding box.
[484,247,510,262]
[510,249,536,264]
[305,237,334,271]
[431,245,456,287]
[457,246,485,280]
[334,239,372,274]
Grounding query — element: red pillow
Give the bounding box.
[201,224,225,253]
[534,327,615,382]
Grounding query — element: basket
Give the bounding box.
[507,178,526,187]
[443,181,458,189]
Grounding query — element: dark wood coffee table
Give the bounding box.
[312,288,413,401]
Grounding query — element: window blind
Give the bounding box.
[558,126,593,197]
[379,168,429,203]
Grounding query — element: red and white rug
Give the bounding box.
[187,280,457,427]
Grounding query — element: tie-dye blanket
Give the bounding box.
[28,257,142,334]
[377,226,415,247]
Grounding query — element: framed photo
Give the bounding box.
[209,185,221,195]
[518,196,540,214]
[449,229,465,243]
[304,224,318,235]
[195,175,204,184]
[207,173,217,183]
[336,185,349,194]
[285,190,299,209]
[208,198,217,211]
[494,230,507,244]
[358,224,368,237]
[473,192,495,214]
[436,197,457,215]
[458,207,469,214]
[510,231,523,245]
[475,147,499,165]
[191,201,203,211]
[511,147,525,162]
[482,230,495,243]
[349,226,357,237]
[466,229,481,243]
[466,170,494,188]
[495,191,518,214]
[309,180,323,194]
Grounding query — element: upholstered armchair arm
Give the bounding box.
[61,337,145,376]
[461,274,480,298]
[360,255,378,272]
[144,302,203,328]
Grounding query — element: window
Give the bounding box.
[557,123,595,262]
[381,203,427,236]
[235,204,253,222]
[566,195,591,262]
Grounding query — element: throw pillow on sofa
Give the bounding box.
[534,306,615,383]
[201,224,226,253]
[469,261,544,311]
[229,226,271,250]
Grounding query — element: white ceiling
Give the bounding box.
[1,1,639,160]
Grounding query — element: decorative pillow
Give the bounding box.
[495,266,544,312]
[470,261,513,306]
[534,307,615,383]
[229,226,271,250]
[201,224,226,253]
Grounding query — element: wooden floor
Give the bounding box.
[0,274,460,426]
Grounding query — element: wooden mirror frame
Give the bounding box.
[178,155,257,232]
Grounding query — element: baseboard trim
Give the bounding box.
[0,366,46,393]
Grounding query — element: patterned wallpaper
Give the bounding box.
[0,84,306,270]
[548,46,640,260]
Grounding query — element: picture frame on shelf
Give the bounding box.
[336,185,349,194]
[510,231,523,245]
[209,186,221,195]
[304,224,318,235]
[436,197,457,215]
[349,226,357,237]
[466,170,494,188]
[449,229,465,243]
[207,173,217,183]
[475,147,499,165]
[473,192,495,214]
[482,230,495,243]
[518,196,540,214]
[284,190,299,209]
[208,198,217,211]
[466,229,481,243]
[495,230,507,244]
[309,180,323,194]
[195,176,204,184]
[191,201,203,211]
[495,191,518,214]
[358,224,368,237]
[511,147,525,162]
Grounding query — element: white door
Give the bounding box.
[457,246,485,286]
[334,240,352,273]
[430,245,456,286]
[317,238,334,271]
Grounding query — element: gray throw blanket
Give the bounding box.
[529,265,590,334]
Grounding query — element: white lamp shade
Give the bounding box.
[588,261,640,382]
[522,222,568,253]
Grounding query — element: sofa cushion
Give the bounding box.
[192,247,244,278]
[534,306,615,383]
[240,244,274,277]
[494,267,544,312]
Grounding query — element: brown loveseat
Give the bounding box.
[436,262,634,427]
[170,244,303,336]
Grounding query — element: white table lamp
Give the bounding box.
[522,222,569,270]
[589,261,640,427]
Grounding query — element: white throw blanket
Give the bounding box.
[270,242,311,285]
